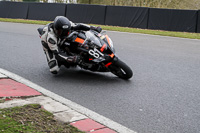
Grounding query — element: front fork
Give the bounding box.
[104,55,118,68]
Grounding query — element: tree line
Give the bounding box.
[5,0,200,10]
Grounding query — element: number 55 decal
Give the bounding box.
[88,48,104,58]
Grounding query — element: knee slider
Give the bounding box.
[48,60,57,69]
[48,60,60,74]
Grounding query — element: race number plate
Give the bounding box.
[88,48,104,58]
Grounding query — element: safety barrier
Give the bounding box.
[66,4,106,25]
[197,10,200,33]
[0,1,199,33]
[0,1,28,19]
[27,2,66,21]
[148,8,197,33]
[105,6,149,29]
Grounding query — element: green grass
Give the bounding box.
[0,18,200,39]
[92,24,200,40]
[0,18,50,25]
[0,104,84,133]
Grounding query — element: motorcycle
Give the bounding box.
[38,28,133,80]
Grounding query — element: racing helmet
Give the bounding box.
[53,16,71,37]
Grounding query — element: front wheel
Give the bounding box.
[109,58,133,80]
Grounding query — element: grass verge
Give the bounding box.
[0,18,200,39]
[0,104,84,133]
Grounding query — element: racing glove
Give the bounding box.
[66,55,81,64]
[91,26,102,33]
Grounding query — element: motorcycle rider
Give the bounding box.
[40,16,102,74]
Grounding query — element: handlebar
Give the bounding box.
[67,31,78,40]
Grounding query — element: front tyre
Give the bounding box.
[109,58,133,80]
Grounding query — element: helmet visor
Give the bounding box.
[60,29,69,37]
[54,25,70,37]
[55,28,63,37]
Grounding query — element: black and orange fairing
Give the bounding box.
[105,62,112,67]
[75,37,85,44]
[100,44,107,52]
[105,35,111,47]
[109,53,115,58]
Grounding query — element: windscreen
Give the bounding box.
[85,31,102,47]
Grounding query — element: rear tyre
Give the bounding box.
[110,58,133,80]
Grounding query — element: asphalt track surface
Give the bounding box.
[1,22,200,133]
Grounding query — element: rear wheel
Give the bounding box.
[109,58,133,80]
